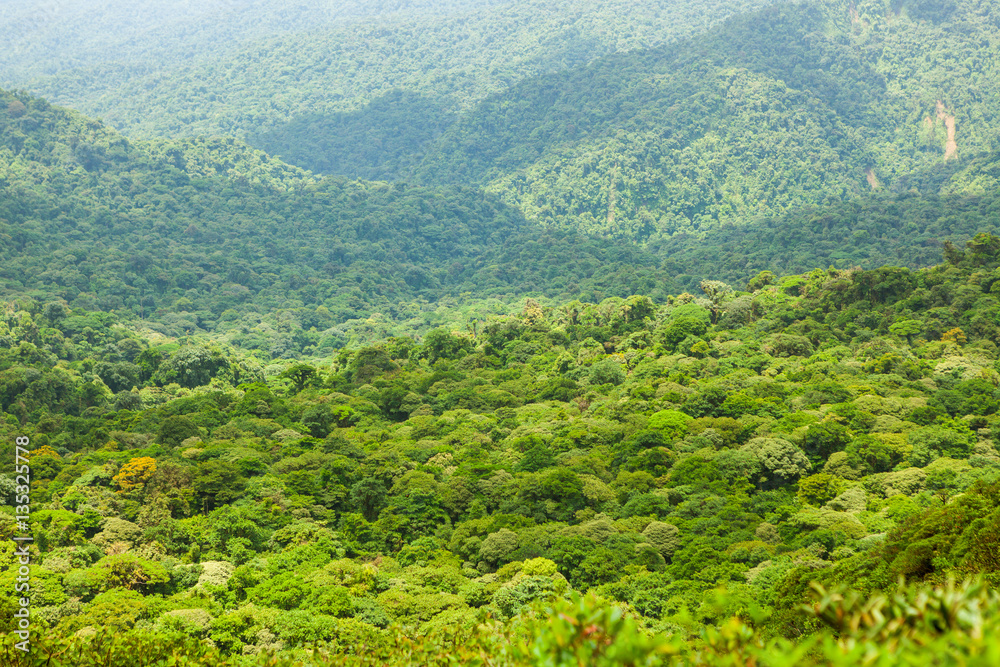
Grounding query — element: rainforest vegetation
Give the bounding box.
[2,233,1000,664]
[3,87,1000,352]
[1,0,777,139]
[3,0,1000,664]
[9,0,1000,243]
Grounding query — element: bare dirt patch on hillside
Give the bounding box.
[936,100,957,161]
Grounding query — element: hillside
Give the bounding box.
[0,0,499,82]
[7,0,1000,249]
[0,88,678,350]
[653,153,1000,283]
[3,0,1000,661]
[394,0,1000,241]
[5,86,1000,356]
[0,0,776,140]
[8,0,1000,250]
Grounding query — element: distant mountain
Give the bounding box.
[0,0,500,81]
[394,0,1000,241]
[7,0,999,250]
[0,0,776,139]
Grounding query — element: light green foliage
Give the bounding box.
[521,557,559,577]
[798,474,845,507]
[754,522,781,544]
[805,578,1000,664]
[67,554,169,598]
[872,467,928,497]
[890,319,922,342]
[580,475,617,509]
[822,452,860,480]
[58,588,149,633]
[479,529,520,567]
[91,518,143,553]
[503,592,681,666]
[647,410,693,441]
[491,569,568,619]
[641,521,680,557]
[784,508,867,541]
[20,580,1000,665]
[197,561,235,588]
[0,629,233,666]
[159,608,214,634]
[825,487,867,514]
[742,437,811,488]
[576,516,618,543]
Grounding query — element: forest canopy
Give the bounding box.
[3,0,1000,664]
[2,234,1000,663]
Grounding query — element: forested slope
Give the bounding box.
[8,0,1000,249]
[1,235,1000,664]
[3,0,1000,664]
[4,87,1000,355]
[0,88,676,347]
[0,0,775,141]
[653,152,1000,283]
[401,0,1000,241]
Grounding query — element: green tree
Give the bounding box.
[422,329,473,364]
[647,409,693,441]
[281,363,320,394]
[802,421,853,463]
[155,346,228,388]
[157,415,201,447]
[641,521,681,558]
[589,359,626,386]
[797,473,843,506]
[480,528,520,568]
[350,478,388,522]
[192,460,247,511]
[890,319,922,344]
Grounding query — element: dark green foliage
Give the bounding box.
[351,478,388,522]
[588,359,626,386]
[659,318,708,352]
[157,416,201,447]
[192,460,247,511]
[2,0,772,146]
[845,436,894,474]
[517,441,555,473]
[801,421,853,462]
[0,88,689,347]
[421,329,473,365]
[154,347,228,388]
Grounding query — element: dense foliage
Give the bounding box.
[2,235,1000,662]
[0,87,679,349]
[4,87,1000,357]
[16,0,1000,249]
[405,0,1000,241]
[3,581,1000,665]
[3,1,1000,663]
[652,157,1000,285]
